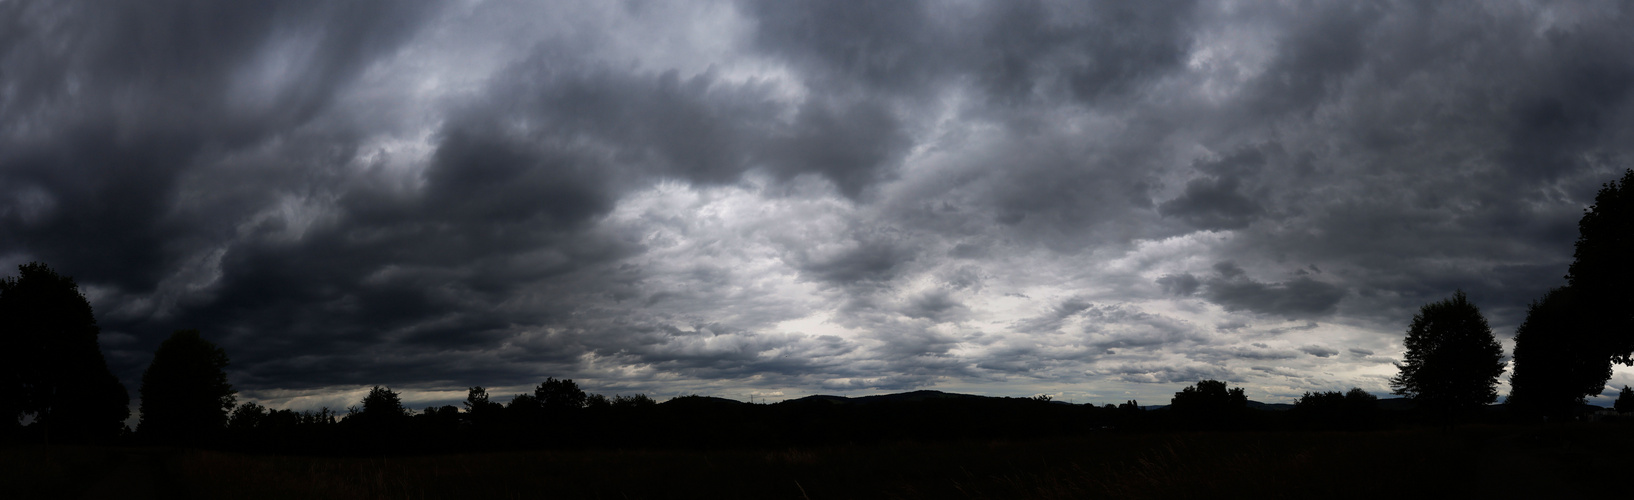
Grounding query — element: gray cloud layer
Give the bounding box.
[5,0,1634,407]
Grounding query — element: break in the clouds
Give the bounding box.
[5,0,1634,410]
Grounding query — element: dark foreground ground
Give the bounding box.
[5,423,1631,499]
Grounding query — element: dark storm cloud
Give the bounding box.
[1157,175,1264,230]
[744,0,1202,243]
[1188,1,1634,338]
[1157,146,1275,230]
[743,0,1197,101]
[10,0,1634,407]
[798,237,915,286]
[900,289,967,323]
[1,0,934,394]
[1496,25,1634,179]
[762,99,909,198]
[1198,262,1345,319]
[1156,273,1201,296]
[1235,1,1379,118]
[452,55,775,187]
[0,1,444,384]
[0,0,434,290]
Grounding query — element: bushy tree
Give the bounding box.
[1294,388,1379,429]
[356,386,408,423]
[586,393,611,410]
[228,401,268,431]
[506,393,545,422]
[1390,291,1506,416]
[1171,379,1247,414]
[1617,386,1633,414]
[535,377,587,412]
[412,405,462,438]
[139,330,236,443]
[612,394,656,409]
[1169,380,1249,429]
[1506,287,1610,418]
[1566,169,1634,364]
[0,263,129,442]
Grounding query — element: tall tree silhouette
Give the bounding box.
[1616,386,1633,414]
[1390,291,1506,418]
[138,330,236,443]
[464,386,502,426]
[1565,170,1634,363]
[1506,287,1610,418]
[0,263,129,443]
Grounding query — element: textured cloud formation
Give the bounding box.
[5,0,1634,409]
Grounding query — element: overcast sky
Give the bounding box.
[5,0,1634,412]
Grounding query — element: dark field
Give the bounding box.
[7,424,1631,499]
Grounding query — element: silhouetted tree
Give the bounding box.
[1391,291,1506,419]
[612,394,657,409]
[0,263,129,443]
[1170,380,1249,429]
[508,393,542,410]
[227,401,267,431]
[464,386,502,425]
[506,392,545,424]
[356,386,409,424]
[1171,380,1247,414]
[423,405,460,423]
[1115,400,1142,420]
[300,407,338,426]
[1617,386,1633,414]
[535,377,587,412]
[138,330,236,443]
[586,393,611,410]
[1506,287,1610,418]
[412,405,462,439]
[1566,169,1634,365]
[1294,388,1378,429]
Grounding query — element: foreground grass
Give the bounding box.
[7,424,1632,499]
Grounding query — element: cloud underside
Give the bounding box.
[4,0,1634,405]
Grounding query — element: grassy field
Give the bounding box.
[5,423,1632,499]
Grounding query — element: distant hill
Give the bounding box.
[773,391,1304,411]
[1247,401,1294,412]
[659,395,750,409]
[1138,401,1291,412]
[679,390,1424,412]
[784,390,996,406]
